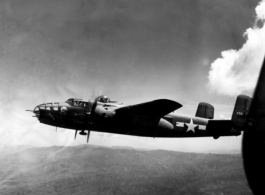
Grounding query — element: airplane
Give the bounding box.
[26,56,265,195]
[26,92,251,143]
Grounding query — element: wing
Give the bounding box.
[243,56,265,194]
[246,57,265,131]
[115,99,182,117]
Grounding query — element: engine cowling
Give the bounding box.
[90,95,115,119]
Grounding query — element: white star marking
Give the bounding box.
[186,119,197,133]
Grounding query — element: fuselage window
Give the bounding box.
[74,101,84,107]
[66,99,73,104]
[53,107,59,111]
[46,107,51,110]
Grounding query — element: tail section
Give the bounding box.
[195,102,214,119]
[231,95,252,130]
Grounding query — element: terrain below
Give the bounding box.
[0,145,252,195]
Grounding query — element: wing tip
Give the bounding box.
[152,99,182,111]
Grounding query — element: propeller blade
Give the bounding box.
[74,130,78,140]
[87,100,93,114]
[87,130,90,143]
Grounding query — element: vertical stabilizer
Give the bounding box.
[195,102,214,119]
[231,95,252,130]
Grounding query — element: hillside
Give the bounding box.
[0,145,252,195]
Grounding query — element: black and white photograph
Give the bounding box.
[0,0,265,194]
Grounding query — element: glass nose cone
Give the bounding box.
[33,106,40,118]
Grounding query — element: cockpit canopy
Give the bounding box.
[65,98,85,107]
[65,96,111,107]
[97,95,110,103]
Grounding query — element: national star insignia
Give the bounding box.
[185,119,197,133]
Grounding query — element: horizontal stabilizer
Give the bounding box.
[207,120,233,134]
[116,99,182,117]
[207,119,240,139]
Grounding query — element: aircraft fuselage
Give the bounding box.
[33,99,240,139]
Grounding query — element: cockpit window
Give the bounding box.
[53,102,59,111]
[39,104,45,110]
[66,98,85,107]
[47,103,52,107]
[66,99,73,104]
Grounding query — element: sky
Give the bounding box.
[0,0,264,153]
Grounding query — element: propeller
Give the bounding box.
[73,87,105,143]
[84,87,101,143]
[87,130,90,143]
[74,130,78,140]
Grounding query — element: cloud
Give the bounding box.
[207,0,265,96]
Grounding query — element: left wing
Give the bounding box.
[115,99,182,118]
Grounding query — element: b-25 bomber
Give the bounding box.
[26,57,265,195]
[27,93,251,143]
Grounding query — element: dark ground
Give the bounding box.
[0,145,252,195]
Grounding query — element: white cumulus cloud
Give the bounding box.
[207,0,265,96]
